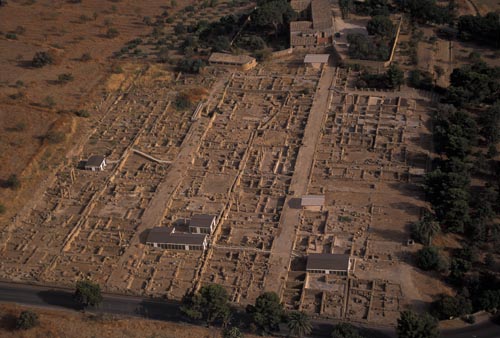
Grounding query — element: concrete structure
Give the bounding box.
[301,195,325,211]
[306,253,352,276]
[304,54,329,69]
[189,214,217,234]
[290,0,333,49]
[84,155,106,171]
[209,53,257,71]
[146,227,207,251]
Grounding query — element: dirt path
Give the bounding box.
[264,66,335,295]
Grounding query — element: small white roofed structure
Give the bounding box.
[189,214,217,234]
[304,54,330,69]
[301,195,325,211]
[84,155,106,171]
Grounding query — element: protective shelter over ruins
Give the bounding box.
[306,253,352,276]
[301,195,325,211]
[189,214,217,234]
[209,53,257,70]
[84,155,106,171]
[304,54,330,69]
[146,227,207,251]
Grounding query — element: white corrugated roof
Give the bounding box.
[301,195,325,206]
[304,54,329,64]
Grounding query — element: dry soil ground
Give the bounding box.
[0,303,262,338]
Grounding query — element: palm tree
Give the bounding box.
[412,212,441,245]
[287,311,312,338]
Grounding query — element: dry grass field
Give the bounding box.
[0,0,195,223]
[0,303,262,338]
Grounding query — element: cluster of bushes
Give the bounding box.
[399,0,453,24]
[355,64,404,89]
[347,33,390,61]
[458,12,500,48]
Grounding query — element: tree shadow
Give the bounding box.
[37,289,81,310]
[136,298,181,321]
[138,229,151,245]
[16,60,35,69]
[389,202,422,217]
[0,313,17,331]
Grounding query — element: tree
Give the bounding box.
[74,280,103,309]
[331,323,363,338]
[223,326,243,338]
[366,15,395,39]
[386,64,404,89]
[252,0,296,37]
[415,246,446,271]
[338,0,353,19]
[396,310,439,338]
[246,292,284,333]
[181,284,230,326]
[6,174,21,190]
[16,310,39,330]
[287,311,312,337]
[410,211,440,246]
[32,51,53,68]
[431,294,472,319]
[106,27,119,38]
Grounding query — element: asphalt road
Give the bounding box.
[0,281,498,338]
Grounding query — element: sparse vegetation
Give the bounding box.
[74,280,103,308]
[5,174,21,190]
[31,51,53,67]
[57,73,74,84]
[16,310,39,330]
[45,131,65,144]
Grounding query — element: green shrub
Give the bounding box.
[416,246,447,271]
[106,28,119,38]
[58,73,74,83]
[0,204,5,214]
[16,311,39,330]
[45,131,65,144]
[32,51,53,67]
[6,174,21,190]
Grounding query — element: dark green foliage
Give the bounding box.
[446,62,500,107]
[45,131,65,144]
[246,292,284,333]
[458,12,500,48]
[236,36,267,51]
[431,294,472,319]
[331,323,363,338]
[287,311,312,338]
[424,167,470,233]
[251,0,296,36]
[396,310,439,338]
[410,211,440,245]
[408,70,433,90]
[416,246,447,271]
[223,327,243,338]
[386,64,404,89]
[338,0,353,19]
[174,93,192,110]
[449,257,472,283]
[6,174,21,190]
[174,23,186,35]
[433,104,477,159]
[346,33,390,61]
[366,15,394,39]
[178,58,205,74]
[16,310,39,330]
[467,189,497,242]
[477,289,500,311]
[5,33,17,39]
[74,280,103,308]
[58,73,74,84]
[180,284,230,325]
[400,0,452,24]
[0,204,5,214]
[354,0,390,17]
[106,27,119,38]
[479,101,500,146]
[32,51,53,67]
